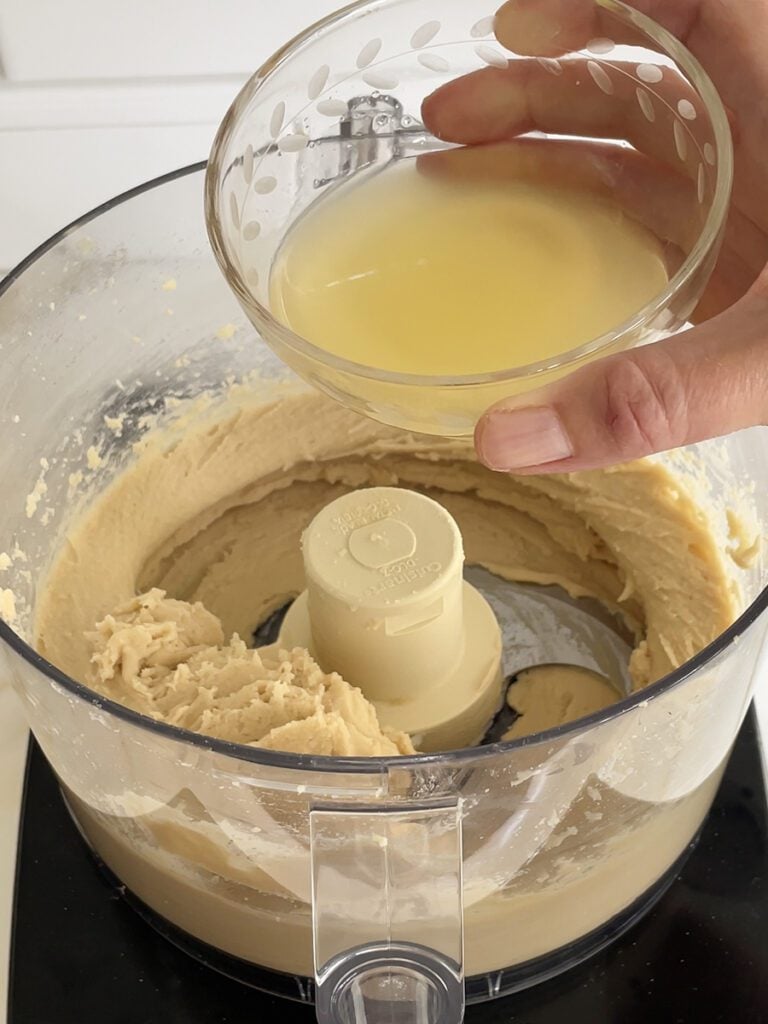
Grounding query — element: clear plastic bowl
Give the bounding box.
[0,166,764,1024]
[205,0,732,436]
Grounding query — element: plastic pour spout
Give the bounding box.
[279,486,503,751]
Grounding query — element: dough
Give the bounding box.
[36,388,739,755]
[31,387,748,980]
[87,588,414,756]
[503,666,621,741]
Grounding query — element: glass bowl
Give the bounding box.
[205,0,732,436]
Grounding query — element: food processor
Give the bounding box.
[0,2,766,1024]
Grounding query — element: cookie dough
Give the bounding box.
[37,388,739,754]
[87,588,414,756]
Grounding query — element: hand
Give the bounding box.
[422,0,768,473]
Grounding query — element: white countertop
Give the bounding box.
[0,686,30,1021]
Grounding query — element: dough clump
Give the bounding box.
[503,665,620,740]
[86,588,415,757]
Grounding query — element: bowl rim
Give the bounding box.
[1,161,764,778]
[204,0,734,389]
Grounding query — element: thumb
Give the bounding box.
[475,288,768,474]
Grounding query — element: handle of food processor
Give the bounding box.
[309,798,465,1024]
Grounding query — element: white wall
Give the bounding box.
[0,1,341,270]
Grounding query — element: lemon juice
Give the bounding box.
[269,146,668,377]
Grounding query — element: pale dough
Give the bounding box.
[503,666,621,741]
[87,588,414,756]
[36,389,739,753]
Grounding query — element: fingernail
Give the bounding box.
[478,406,574,470]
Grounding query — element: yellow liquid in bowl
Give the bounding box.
[269,147,668,378]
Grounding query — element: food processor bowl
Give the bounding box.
[205,0,733,436]
[1,166,766,1024]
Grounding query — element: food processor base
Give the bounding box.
[9,708,768,1023]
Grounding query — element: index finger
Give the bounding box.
[422,59,710,185]
[492,0,700,58]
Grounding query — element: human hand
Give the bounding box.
[422,0,768,473]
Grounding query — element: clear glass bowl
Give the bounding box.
[206,0,732,436]
[0,166,764,1024]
